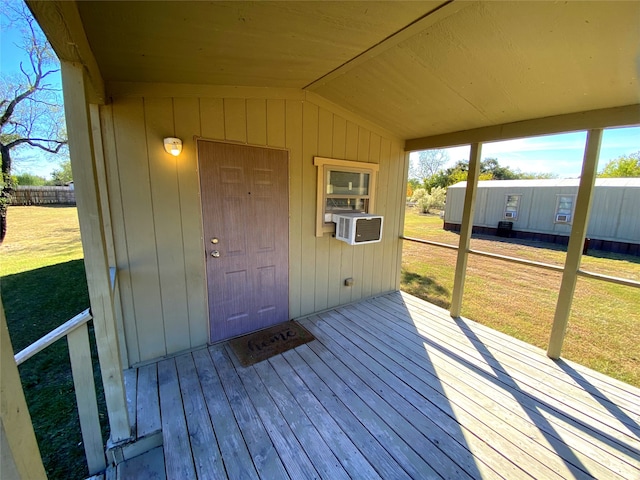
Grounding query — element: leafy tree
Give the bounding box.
[406,178,420,199]
[409,149,449,182]
[598,151,640,178]
[424,157,552,190]
[518,171,558,180]
[424,159,467,190]
[481,157,520,180]
[15,172,48,185]
[51,160,73,185]
[0,4,67,243]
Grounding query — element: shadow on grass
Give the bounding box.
[1,259,107,480]
[401,270,451,310]
[446,228,639,263]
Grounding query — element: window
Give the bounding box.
[555,194,576,223]
[314,157,379,237]
[503,194,521,220]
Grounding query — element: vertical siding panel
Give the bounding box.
[266,99,286,148]
[200,98,225,140]
[521,187,533,230]
[619,187,640,241]
[340,121,359,303]
[224,98,247,143]
[366,133,382,297]
[144,98,191,354]
[314,107,333,312]
[246,98,267,146]
[475,189,487,225]
[327,115,347,307]
[351,128,371,301]
[286,100,303,318]
[379,138,395,293]
[300,102,319,315]
[332,116,347,159]
[174,97,208,349]
[113,97,166,361]
[100,104,139,365]
[345,121,359,160]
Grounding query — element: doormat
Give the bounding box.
[228,321,315,367]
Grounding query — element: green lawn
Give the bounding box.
[1,205,106,480]
[402,209,640,387]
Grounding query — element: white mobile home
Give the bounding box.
[444,178,640,254]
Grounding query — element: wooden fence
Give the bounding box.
[11,186,76,205]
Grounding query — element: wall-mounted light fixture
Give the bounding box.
[163,137,183,156]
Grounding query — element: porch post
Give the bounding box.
[548,129,603,359]
[1,300,47,480]
[60,61,131,442]
[450,142,482,317]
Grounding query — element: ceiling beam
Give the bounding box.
[405,104,640,152]
[304,0,472,91]
[27,0,105,104]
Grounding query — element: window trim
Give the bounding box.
[314,157,379,237]
[503,194,521,221]
[554,194,577,224]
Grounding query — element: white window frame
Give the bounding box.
[554,194,576,224]
[314,157,379,237]
[503,194,521,220]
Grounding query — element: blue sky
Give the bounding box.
[416,127,639,179]
[1,2,67,179]
[2,3,638,179]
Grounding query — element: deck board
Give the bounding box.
[224,344,321,479]
[174,354,225,478]
[129,292,640,479]
[136,363,160,438]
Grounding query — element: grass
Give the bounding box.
[0,205,106,480]
[401,208,640,387]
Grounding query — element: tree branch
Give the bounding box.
[7,137,67,153]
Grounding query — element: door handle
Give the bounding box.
[211,250,220,258]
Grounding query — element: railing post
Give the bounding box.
[68,322,107,474]
[1,301,47,479]
[450,143,482,317]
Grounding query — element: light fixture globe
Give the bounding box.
[163,137,183,156]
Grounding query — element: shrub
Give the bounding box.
[411,187,446,214]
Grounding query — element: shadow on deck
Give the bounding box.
[115,292,640,479]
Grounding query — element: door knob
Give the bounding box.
[211,250,220,258]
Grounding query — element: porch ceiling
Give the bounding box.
[51,1,640,140]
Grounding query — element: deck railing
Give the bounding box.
[14,308,106,475]
[12,265,120,475]
[401,235,640,289]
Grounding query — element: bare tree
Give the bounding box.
[1,4,67,242]
[409,149,449,183]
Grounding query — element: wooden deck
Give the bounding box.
[120,292,640,479]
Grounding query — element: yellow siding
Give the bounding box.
[102,90,406,365]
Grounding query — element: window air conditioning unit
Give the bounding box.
[556,214,570,223]
[332,213,383,245]
[504,211,516,219]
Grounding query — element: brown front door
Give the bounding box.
[198,140,289,342]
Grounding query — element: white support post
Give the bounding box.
[548,129,603,359]
[1,301,47,480]
[450,143,482,317]
[60,61,131,443]
[68,323,107,474]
